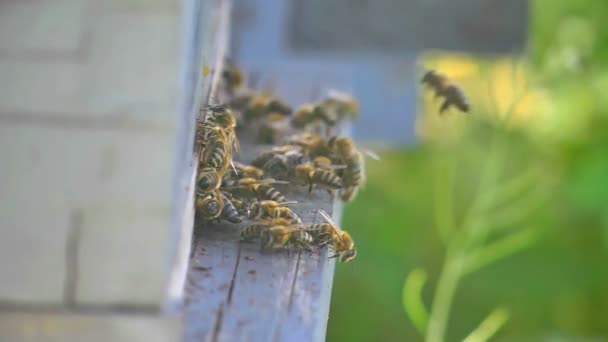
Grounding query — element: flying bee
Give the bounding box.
[240,217,292,242]
[294,164,343,194]
[311,209,357,263]
[225,177,288,203]
[196,167,223,194]
[219,193,242,223]
[196,189,224,220]
[421,70,470,114]
[248,200,302,224]
[221,58,244,96]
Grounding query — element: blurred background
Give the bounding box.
[231,0,608,341]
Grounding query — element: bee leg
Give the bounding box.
[287,243,293,257]
[260,242,268,254]
[439,100,451,115]
[328,253,339,259]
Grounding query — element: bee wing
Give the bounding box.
[247,218,279,225]
[284,224,309,232]
[272,201,299,206]
[221,178,289,190]
[315,209,344,241]
[230,160,239,177]
[361,148,381,161]
[258,178,290,185]
[232,135,241,152]
[327,164,347,170]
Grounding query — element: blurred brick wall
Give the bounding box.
[0,0,229,340]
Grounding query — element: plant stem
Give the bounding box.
[425,252,464,342]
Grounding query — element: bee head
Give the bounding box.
[248,202,260,218]
[197,171,217,193]
[339,248,357,263]
[421,70,436,84]
[201,197,222,218]
[267,99,292,116]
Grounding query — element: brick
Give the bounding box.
[81,11,179,126]
[0,125,176,306]
[0,312,181,342]
[0,4,180,127]
[0,201,70,305]
[0,0,88,54]
[76,204,172,308]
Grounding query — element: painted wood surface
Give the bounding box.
[183,147,341,342]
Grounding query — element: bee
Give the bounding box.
[196,167,223,194]
[219,193,242,223]
[265,98,292,117]
[311,209,356,263]
[284,133,332,159]
[227,195,250,217]
[421,70,470,114]
[294,164,343,194]
[196,189,224,220]
[248,200,302,224]
[312,156,347,171]
[204,105,239,152]
[312,156,333,169]
[256,112,290,144]
[328,136,364,202]
[260,225,314,252]
[250,145,296,168]
[291,104,333,129]
[241,94,292,123]
[227,177,288,203]
[220,162,261,188]
[320,90,359,120]
[199,127,230,170]
[233,162,264,179]
[228,93,254,113]
[221,58,244,96]
[240,217,292,242]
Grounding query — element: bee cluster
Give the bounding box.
[193,60,372,263]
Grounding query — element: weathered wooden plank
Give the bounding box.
[183,149,340,342]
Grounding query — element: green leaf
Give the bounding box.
[463,307,510,342]
[463,228,541,275]
[402,268,429,336]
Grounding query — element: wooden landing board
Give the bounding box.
[183,144,341,342]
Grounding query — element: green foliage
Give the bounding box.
[403,268,429,335]
[328,1,608,341]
